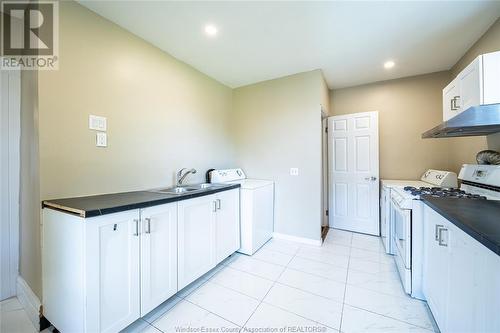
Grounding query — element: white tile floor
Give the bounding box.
[1,229,438,333]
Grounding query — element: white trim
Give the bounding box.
[273,232,322,246]
[17,276,41,330]
[1,68,21,300]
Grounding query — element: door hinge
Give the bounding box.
[326,209,329,216]
[325,127,328,133]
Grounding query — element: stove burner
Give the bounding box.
[403,186,487,200]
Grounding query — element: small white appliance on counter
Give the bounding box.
[210,168,274,255]
[381,169,457,299]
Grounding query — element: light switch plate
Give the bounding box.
[96,132,107,147]
[89,115,107,131]
[290,168,299,176]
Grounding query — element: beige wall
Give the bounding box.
[39,1,235,200]
[232,70,324,241]
[447,18,500,173]
[24,1,236,298]
[331,72,451,180]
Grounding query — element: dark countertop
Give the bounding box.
[422,195,500,256]
[42,183,240,218]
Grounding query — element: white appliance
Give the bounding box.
[210,168,274,255]
[381,180,432,255]
[388,170,458,299]
[458,164,500,200]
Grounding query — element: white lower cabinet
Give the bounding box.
[84,211,141,333]
[177,189,241,289]
[140,203,178,315]
[422,207,449,329]
[42,189,240,333]
[215,189,240,263]
[178,195,217,289]
[423,205,500,333]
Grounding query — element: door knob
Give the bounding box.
[364,176,377,181]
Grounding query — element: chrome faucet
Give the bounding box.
[177,168,197,186]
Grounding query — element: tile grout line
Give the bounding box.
[182,297,243,329]
[338,233,353,333]
[238,246,300,332]
[345,304,436,332]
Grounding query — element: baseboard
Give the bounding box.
[273,232,322,246]
[17,276,41,330]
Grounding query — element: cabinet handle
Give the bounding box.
[438,228,448,247]
[435,224,443,241]
[451,96,460,110]
[216,199,221,210]
[134,219,140,236]
[145,218,151,234]
[213,201,217,212]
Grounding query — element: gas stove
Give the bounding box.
[403,186,487,200]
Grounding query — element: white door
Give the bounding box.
[85,211,140,333]
[178,195,216,289]
[0,69,20,301]
[215,189,240,263]
[328,111,379,235]
[140,203,178,315]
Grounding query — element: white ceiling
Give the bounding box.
[79,1,500,89]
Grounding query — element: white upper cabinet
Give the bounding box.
[215,189,241,263]
[140,203,178,315]
[458,57,482,112]
[443,51,500,121]
[443,79,460,122]
[483,51,500,105]
[177,195,217,289]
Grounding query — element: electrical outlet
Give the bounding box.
[96,132,107,147]
[89,115,107,131]
[290,168,299,176]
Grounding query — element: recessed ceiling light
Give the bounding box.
[384,60,395,69]
[204,24,218,37]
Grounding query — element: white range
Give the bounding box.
[210,168,274,255]
[380,169,458,300]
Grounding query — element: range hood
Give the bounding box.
[422,103,500,138]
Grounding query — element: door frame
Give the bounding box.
[327,111,380,235]
[0,68,21,300]
[321,108,329,229]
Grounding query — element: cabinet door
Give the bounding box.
[476,244,500,333]
[178,195,216,289]
[422,207,449,331]
[446,223,479,333]
[140,203,178,315]
[482,51,500,105]
[85,211,140,333]
[458,56,482,111]
[443,79,460,121]
[215,189,240,263]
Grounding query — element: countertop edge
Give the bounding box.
[42,184,241,218]
[422,197,500,256]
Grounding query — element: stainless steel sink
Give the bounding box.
[150,186,198,194]
[149,183,218,195]
[190,183,215,189]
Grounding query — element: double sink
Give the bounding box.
[149,183,223,195]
